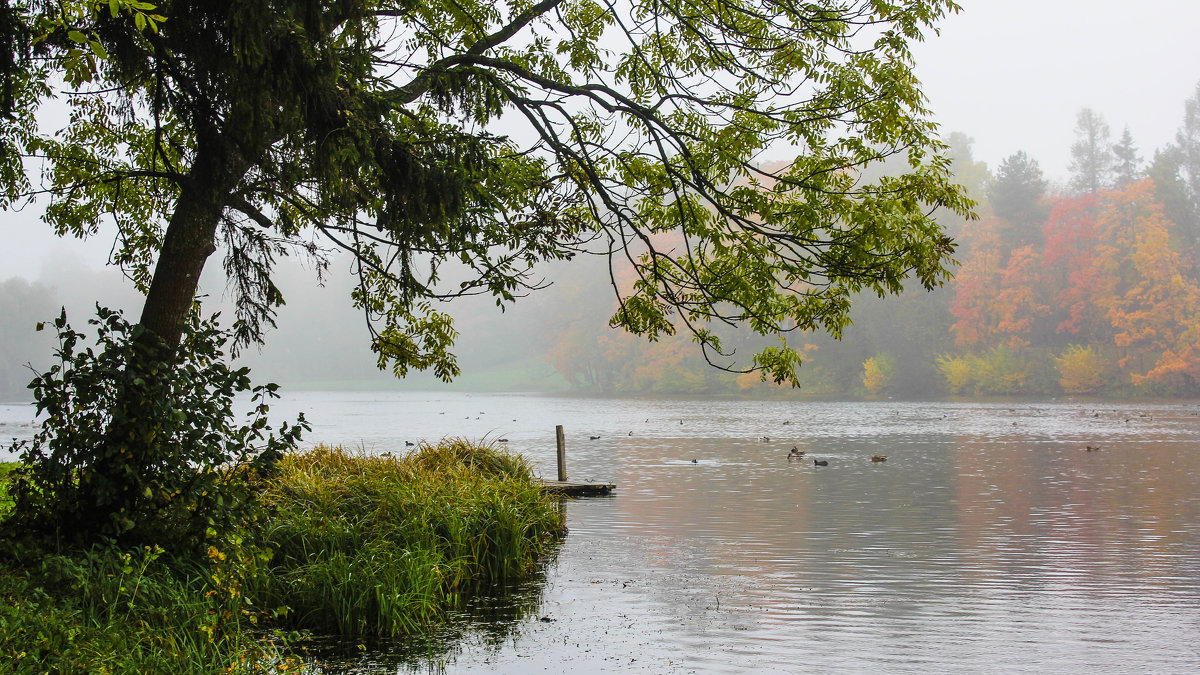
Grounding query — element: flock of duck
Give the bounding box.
[785,445,886,466]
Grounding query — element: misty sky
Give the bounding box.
[912,0,1200,179]
[5,0,1200,282]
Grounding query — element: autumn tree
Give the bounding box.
[1041,193,1104,342]
[1,1,971,541]
[1093,180,1200,389]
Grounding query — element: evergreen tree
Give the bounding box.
[988,151,1048,236]
[1068,108,1114,195]
[1112,127,1142,188]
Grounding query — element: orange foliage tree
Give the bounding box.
[1093,181,1200,388]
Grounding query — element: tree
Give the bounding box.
[1041,193,1104,341]
[861,352,896,396]
[1163,81,1200,273]
[988,151,1047,232]
[1068,108,1113,195]
[1093,180,1200,387]
[1111,126,1141,188]
[1,1,970,540]
[1055,344,1108,394]
[1176,81,1200,218]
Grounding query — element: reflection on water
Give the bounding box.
[7,394,1200,672]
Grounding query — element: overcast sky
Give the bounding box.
[5,1,1200,282]
[912,0,1200,179]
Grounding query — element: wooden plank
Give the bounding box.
[540,480,616,497]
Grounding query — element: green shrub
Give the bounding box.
[3,306,307,552]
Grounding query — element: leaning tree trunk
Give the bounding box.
[83,141,249,543]
[141,144,248,348]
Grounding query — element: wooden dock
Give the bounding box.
[540,425,615,496]
[540,480,616,497]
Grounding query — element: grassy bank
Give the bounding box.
[257,441,565,637]
[0,441,564,673]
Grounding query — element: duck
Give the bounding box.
[405,441,415,447]
[691,458,699,464]
[590,435,601,440]
[870,455,887,462]
[788,446,805,459]
[761,436,771,442]
[1085,445,1100,452]
[813,459,829,467]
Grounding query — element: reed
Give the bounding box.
[256,440,564,637]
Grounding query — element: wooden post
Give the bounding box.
[555,424,567,482]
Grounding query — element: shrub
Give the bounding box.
[937,353,975,395]
[3,306,308,553]
[1056,344,1109,394]
[861,353,897,396]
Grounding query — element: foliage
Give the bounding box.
[861,353,897,396]
[255,441,563,637]
[0,462,16,518]
[937,354,974,395]
[0,439,563,671]
[971,345,1033,395]
[3,305,307,551]
[0,542,296,674]
[1,0,971,388]
[1055,344,1109,394]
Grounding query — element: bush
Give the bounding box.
[937,353,975,395]
[861,352,897,396]
[1056,344,1109,394]
[3,306,308,552]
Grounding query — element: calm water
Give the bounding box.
[4,393,1200,672]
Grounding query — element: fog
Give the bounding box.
[5,1,1200,399]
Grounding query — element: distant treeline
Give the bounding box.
[539,87,1200,398]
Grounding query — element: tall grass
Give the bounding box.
[256,440,564,637]
[0,543,297,674]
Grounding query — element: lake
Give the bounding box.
[4,392,1200,673]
